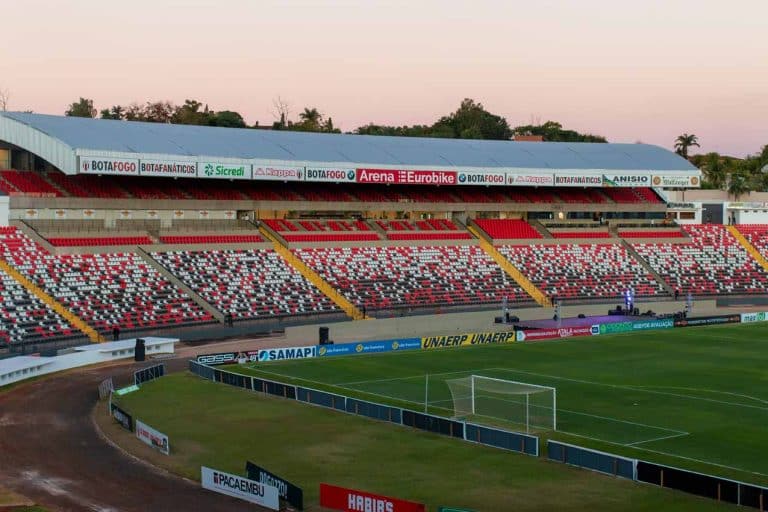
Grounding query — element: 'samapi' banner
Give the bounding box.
[201,466,279,510]
[258,346,316,362]
[319,483,425,512]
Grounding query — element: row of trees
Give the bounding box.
[64,96,605,142]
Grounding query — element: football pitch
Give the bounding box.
[239,322,768,485]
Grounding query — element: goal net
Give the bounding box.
[445,375,556,432]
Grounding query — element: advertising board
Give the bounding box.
[201,466,279,510]
[246,461,304,510]
[507,173,554,186]
[598,318,674,334]
[139,160,197,178]
[317,338,421,357]
[515,326,592,342]
[195,351,259,365]
[651,175,701,188]
[110,402,133,432]
[253,165,303,181]
[674,314,741,327]
[79,157,139,175]
[602,173,651,187]
[198,162,251,180]
[305,167,356,182]
[456,171,506,186]
[740,311,768,324]
[136,419,169,455]
[258,346,316,362]
[421,331,516,350]
[319,483,426,512]
[356,168,457,185]
[553,173,602,187]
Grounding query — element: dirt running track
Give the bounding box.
[0,350,271,512]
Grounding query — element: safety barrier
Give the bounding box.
[547,440,636,479]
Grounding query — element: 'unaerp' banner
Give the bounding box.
[421,331,516,350]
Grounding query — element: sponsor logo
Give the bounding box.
[348,494,395,512]
[554,174,602,186]
[421,331,516,350]
[602,174,650,187]
[356,168,457,185]
[110,403,133,431]
[591,325,600,335]
[136,420,169,455]
[457,172,505,185]
[202,467,279,509]
[257,346,316,362]
[140,161,196,176]
[305,167,356,182]
[317,338,422,357]
[253,166,303,181]
[652,175,700,188]
[81,158,139,175]
[741,311,767,323]
[320,483,425,512]
[246,461,304,510]
[515,326,593,342]
[507,174,554,186]
[675,315,741,327]
[196,352,237,365]
[201,162,249,178]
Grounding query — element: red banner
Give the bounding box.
[320,483,426,512]
[516,326,593,342]
[356,168,457,185]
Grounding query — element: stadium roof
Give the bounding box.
[0,112,697,177]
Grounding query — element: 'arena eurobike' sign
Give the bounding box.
[253,165,303,181]
[602,173,651,187]
[456,171,506,186]
[305,167,356,182]
[79,157,139,175]
[258,346,316,362]
[198,162,252,180]
[553,174,602,187]
[356,168,457,185]
[507,173,554,186]
[201,467,279,510]
[139,160,197,177]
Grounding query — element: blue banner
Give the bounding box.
[317,337,421,357]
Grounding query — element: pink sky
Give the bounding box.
[2,0,766,157]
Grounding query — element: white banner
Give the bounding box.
[456,171,506,186]
[79,157,139,175]
[651,175,701,188]
[253,165,304,182]
[258,346,317,362]
[304,167,356,182]
[198,162,252,180]
[554,174,602,187]
[140,160,197,178]
[602,173,651,187]
[135,419,169,455]
[201,467,279,510]
[741,312,768,323]
[507,173,554,186]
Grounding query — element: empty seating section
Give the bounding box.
[152,249,338,319]
[0,170,62,196]
[550,231,611,239]
[159,234,264,244]
[47,172,130,198]
[294,245,529,310]
[632,224,768,295]
[0,268,77,345]
[0,227,212,334]
[474,219,542,239]
[48,236,154,247]
[387,232,472,240]
[619,230,685,238]
[264,219,381,242]
[498,244,666,300]
[602,188,661,204]
[375,219,470,240]
[735,225,768,257]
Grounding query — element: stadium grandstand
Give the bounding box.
[6,110,757,355]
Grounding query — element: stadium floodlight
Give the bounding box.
[446,375,556,433]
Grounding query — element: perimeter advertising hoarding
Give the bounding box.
[139,160,197,178]
[79,157,139,175]
[305,167,356,182]
[317,338,421,357]
[421,331,516,350]
[507,173,554,186]
[198,162,252,180]
[598,318,674,334]
[110,402,133,432]
[319,483,426,512]
[201,467,279,510]
[515,326,593,342]
[674,314,741,327]
[136,419,169,455]
[651,175,701,188]
[456,171,506,186]
[258,346,316,362]
[252,165,304,182]
[195,351,259,365]
[602,173,651,187]
[553,174,602,187]
[356,168,457,185]
[741,311,768,323]
[246,461,304,510]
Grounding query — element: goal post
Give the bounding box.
[445,375,557,433]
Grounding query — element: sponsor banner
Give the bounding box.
[515,326,593,342]
[507,173,554,186]
[305,167,356,182]
[246,461,304,510]
[602,173,651,187]
[258,346,317,362]
[319,483,426,512]
[195,351,259,365]
[199,162,252,180]
[110,402,133,432]
[136,419,170,455]
[456,171,506,186]
[599,318,674,334]
[356,168,457,185]
[114,384,139,396]
[741,311,768,324]
[554,174,602,187]
[139,160,197,177]
[253,165,303,182]
[317,338,421,357]
[675,314,741,327]
[201,466,279,510]
[651,175,701,188]
[79,157,139,175]
[421,331,516,350]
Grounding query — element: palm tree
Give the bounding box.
[674,134,700,159]
[299,107,322,130]
[703,153,727,190]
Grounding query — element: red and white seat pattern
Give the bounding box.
[294,245,529,310]
[498,244,666,300]
[632,224,768,296]
[0,268,77,345]
[151,249,338,319]
[736,225,768,257]
[0,227,212,334]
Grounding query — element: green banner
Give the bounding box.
[114,384,140,396]
[599,318,673,335]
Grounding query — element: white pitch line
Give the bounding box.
[625,432,690,447]
[337,368,488,387]
[628,385,768,405]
